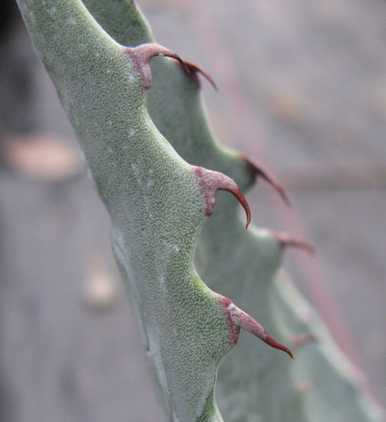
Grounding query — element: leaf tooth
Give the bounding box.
[179,60,218,91]
[219,296,293,358]
[264,335,294,359]
[270,230,315,255]
[192,166,251,229]
[124,43,190,90]
[241,154,290,207]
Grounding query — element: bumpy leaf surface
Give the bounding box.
[80,1,383,421]
[16,1,240,420]
[17,0,384,421]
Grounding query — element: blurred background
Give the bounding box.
[0,0,385,421]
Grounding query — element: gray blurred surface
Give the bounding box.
[0,0,385,421]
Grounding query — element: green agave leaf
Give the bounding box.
[16,0,384,421]
[80,1,384,422]
[16,1,294,421]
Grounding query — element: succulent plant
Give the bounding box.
[16,0,384,421]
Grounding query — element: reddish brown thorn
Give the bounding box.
[124,43,190,90]
[193,166,251,228]
[241,154,290,207]
[270,230,315,255]
[264,335,294,359]
[219,296,293,358]
[292,333,316,348]
[179,60,218,91]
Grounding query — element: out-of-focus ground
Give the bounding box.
[0,0,385,421]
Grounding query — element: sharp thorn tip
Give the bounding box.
[181,60,218,91]
[241,155,290,206]
[265,334,294,359]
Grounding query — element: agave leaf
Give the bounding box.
[81,1,384,421]
[16,1,294,421]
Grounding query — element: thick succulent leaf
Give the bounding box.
[81,0,254,191]
[17,0,384,421]
[81,1,384,421]
[273,275,384,422]
[15,1,239,420]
